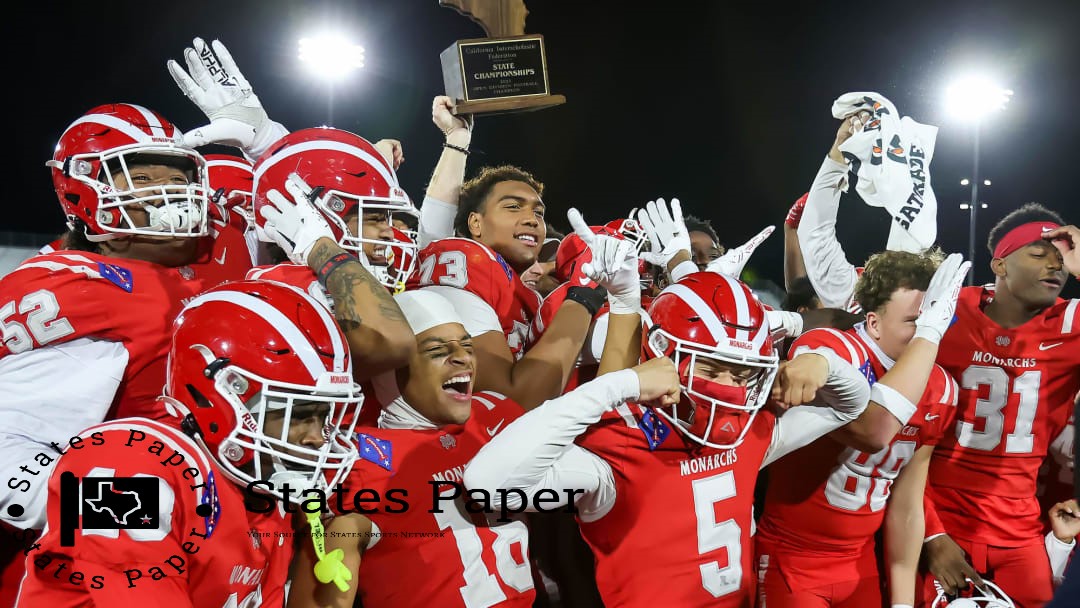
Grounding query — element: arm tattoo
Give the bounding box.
[308,240,407,331]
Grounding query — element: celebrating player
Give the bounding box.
[755,251,969,607]
[15,280,361,606]
[921,205,1080,605]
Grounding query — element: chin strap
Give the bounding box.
[305,510,352,592]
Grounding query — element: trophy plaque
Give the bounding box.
[439,0,566,115]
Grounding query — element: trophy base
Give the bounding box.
[451,94,566,116]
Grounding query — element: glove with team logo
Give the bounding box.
[914,253,971,345]
[258,173,336,266]
[706,225,775,279]
[167,38,288,160]
[568,208,640,314]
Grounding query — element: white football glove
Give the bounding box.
[914,253,971,345]
[258,173,336,266]
[636,198,692,271]
[167,38,288,160]
[766,309,804,341]
[567,208,641,314]
[706,225,775,279]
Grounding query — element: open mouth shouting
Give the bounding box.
[441,372,473,402]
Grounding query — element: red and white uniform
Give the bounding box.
[245,263,330,312]
[338,392,534,608]
[409,238,539,359]
[928,288,1080,544]
[755,326,958,604]
[577,403,777,607]
[461,368,870,608]
[15,419,292,607]
[920,288,1080,606]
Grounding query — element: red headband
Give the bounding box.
[992,221,1061,259]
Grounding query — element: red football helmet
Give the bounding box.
[252,127,416,288]
[605,216,648,253]
[931,579,1015,608]
[163,280,361,501]
[643,272,778,449]
[371,227,419,294]
[47,103,210,241]
[205,154,254,217]
[554,226,618,284]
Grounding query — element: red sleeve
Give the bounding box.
[920,365,960,447]
[0,253,125,356]
[788,327,866,366]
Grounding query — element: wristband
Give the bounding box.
[442,142,470,155]
[566,286,607,317]
[316,252,354,287]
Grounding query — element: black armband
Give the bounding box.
[565,286,607,317]
[316,252,354,288]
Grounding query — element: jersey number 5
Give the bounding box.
[692,471,742,598]
[1,289,75,353]
[957,365,1041,453]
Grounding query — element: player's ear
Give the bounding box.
[468,211,483,239]
[990,257,1007,278]
[864,310,882,340]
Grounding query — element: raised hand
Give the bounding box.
[167,38,286,159]
[567,208,640,314]
[636,198,691,270]
[914,253,971,345]
[706,225,774,279]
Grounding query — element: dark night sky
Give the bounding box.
[8,1,1079,292]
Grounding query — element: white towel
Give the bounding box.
[831,92,939,252]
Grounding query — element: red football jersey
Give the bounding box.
[0,250,243,422]
[929,288,1080,545]
[575,402,777,607]
[336,392,534,608]
[756,327,958,573]
[189,201,256,287]
[246,263,331,312]
[410,238,540,358]
[17,418,292,607]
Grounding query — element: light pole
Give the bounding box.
[959,178,991,262]
[298,33,366,126]
[945,76,1012,285]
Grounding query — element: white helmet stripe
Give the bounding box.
[127,104,167,137]
[665,284,728,345]
[207,158,254,173]
[184,291,329,380]
[266,281,348,374]
[714,274,751,341]
[65,114,154,143]
[253,139,397,190]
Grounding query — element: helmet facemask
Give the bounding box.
[317,189,418,291]
[207,361,361,503]
[52,144,210,241]
[645,324,778,450]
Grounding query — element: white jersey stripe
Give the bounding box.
[185,291,328,380]
[1062,299,1078,335]
[15,261,103,280]
[818,328,860,364]
[206,158,254,173]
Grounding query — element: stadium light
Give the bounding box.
[298,33,365,81]
[944,74,1012,285]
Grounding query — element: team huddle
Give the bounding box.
[1,37,1078,608]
